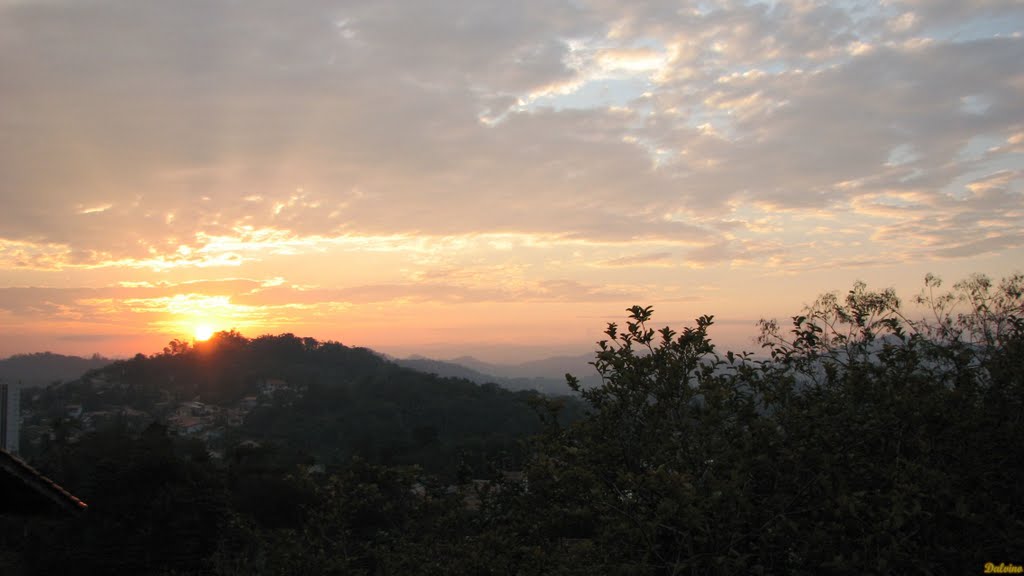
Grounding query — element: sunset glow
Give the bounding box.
[1,1,1022,362]
[193,325,215,342]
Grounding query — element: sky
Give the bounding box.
[1,0,1022,363]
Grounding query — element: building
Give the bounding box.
[168,414,207,435]
[0,448,87,575]
[0,382,18,454]
[0,448,87,515]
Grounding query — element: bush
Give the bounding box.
[515,274,1024,574]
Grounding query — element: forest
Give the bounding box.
[1,273,1022,575]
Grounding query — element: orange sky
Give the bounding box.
[1,1,1022,363]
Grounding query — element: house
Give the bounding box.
[0,449,86,516]
[225,408,246,427]
[118,407,152,428]
[258,378,290,397]
[168,415,206,435]
[0,449,86,574]
[238,396,259,412]
[81,411,112,431]
[176,401,210,418]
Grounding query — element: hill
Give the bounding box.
[19,332,581,478]
[0,352,111,387]
[394,353,603,395]
[450,353,595,380]
[392,355,578,394]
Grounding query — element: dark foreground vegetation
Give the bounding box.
[2,273,1022,575]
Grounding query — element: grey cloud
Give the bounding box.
[1,0,1022,270]
[597,251,674,267]
[932,235,1024,258]
[869,169,1024,259]
[685,239,784,265]
[238,278,640,306]
[892,0,1024,31]
[1,0,705,253]
[644,34,1024,234]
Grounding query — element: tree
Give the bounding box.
[512,275,1023,574]
[20,423,229,575]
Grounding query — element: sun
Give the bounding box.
[193,324,216,342]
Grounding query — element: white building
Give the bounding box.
[0,381,19,454]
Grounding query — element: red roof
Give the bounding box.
[0,449,87,516]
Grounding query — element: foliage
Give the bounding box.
[22,332,555,478]
[12,423,228,575]
[5,273,1021,574]
[513,274,1024,574]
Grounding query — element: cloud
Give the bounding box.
[57,333,132,343]
[1,0,1023,358]
[0,271,646,332]
[596,252,675,268]
[868,169,1024,259]
[2,0,1022,266]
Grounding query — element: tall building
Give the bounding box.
[1,381,19,454]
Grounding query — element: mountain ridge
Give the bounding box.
[2,344,604,396]
[394,353,603,394]
[0,352,112,387]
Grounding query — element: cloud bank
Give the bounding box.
[1,0,1022,358]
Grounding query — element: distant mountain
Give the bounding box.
[394,356,502,383]
[395,353,603,395]
[393,357,565,394]
[451,353,597,380]
[0,352,112,387]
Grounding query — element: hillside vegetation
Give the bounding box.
[3,273,1021,575]
[20,333,568,478]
